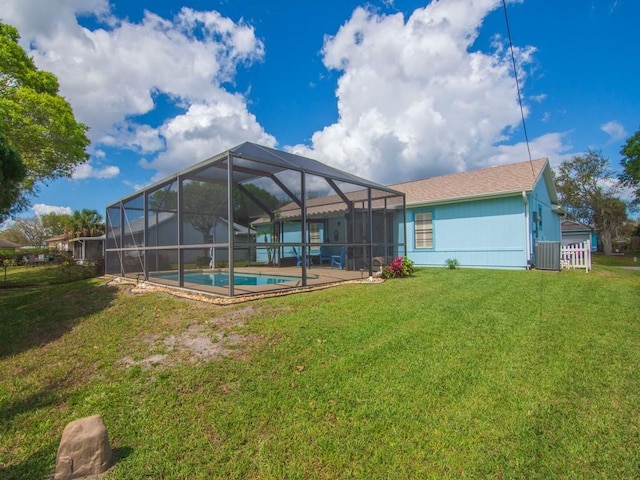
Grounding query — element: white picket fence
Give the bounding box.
[561,240,592,272]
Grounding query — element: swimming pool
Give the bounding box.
[151,271,301,287]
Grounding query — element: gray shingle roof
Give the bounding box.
[390,158,551,206]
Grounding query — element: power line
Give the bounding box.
[502,0,535,176]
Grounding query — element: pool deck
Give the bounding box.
[143,264,374,298]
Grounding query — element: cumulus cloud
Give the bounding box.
[3,0,573,189]
[141,99,276,181]
[32,204,73,216]
[3,1,271,178]
[292,0,570,183]
[72,163,120,180]
[488,132,574,169]
[601,120,626,142]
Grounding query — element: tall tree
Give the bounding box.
[0,216,47,246]
[0,22,90,216]
[41,212,72,237]
[619,129,640,206]
[182,182,228,243]
[66,209,104,238]
[0,129,26,221]
[555,150,628,255]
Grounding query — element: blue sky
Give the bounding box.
[1,0,637,219]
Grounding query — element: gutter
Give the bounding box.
[522,191,531,265]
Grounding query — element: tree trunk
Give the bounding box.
[600,229,613,255]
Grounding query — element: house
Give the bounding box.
[561,219,597,251]
[45,233,105,264]
[0,238,21,250]
[45,234,70,253]
[69,235,105,264]
[256,157,563,271]
[390,158,563,269]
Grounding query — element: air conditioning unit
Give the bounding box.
[535,241,561,271]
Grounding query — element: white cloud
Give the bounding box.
[140,99,276,181]
[72,163,120,180]
[3,1,270,177]
[3,0,575,189]
[488,132,574,170]
[292,0,570,183]
[601,120,627,142]
[32,204,73,216]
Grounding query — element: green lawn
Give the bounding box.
[593,251,640,267]
[1,266,639,479]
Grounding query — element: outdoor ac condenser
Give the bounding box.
[535,241,561,271]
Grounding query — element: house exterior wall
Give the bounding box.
[406,195,529,269]
[562,231,598,251]
[255,220,332,263]
[529,176,561,244]
[403,167,562,270]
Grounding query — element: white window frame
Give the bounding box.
[414,211,433,249]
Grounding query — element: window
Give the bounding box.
[308,222,323,244]
[414,211,433,248]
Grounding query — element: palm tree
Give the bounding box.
[65,209,104,238]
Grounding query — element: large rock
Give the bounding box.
[54,414,112,480]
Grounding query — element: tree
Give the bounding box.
[620,129,640,206]
[0,216,47,246]
[0,129,26,221]
[0,22,90,216]
[41,212,72,237]
[555,150,628,255]
[65,209,104,239]
[182,182,228,243]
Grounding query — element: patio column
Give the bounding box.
[227,152,235,297]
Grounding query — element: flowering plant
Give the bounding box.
[381,256,415,279]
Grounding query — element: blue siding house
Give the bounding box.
[561,219,598,251]
[390,158,563,269]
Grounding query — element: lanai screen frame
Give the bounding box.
[105,142,406,297]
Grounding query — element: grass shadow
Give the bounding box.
[0,280,119,358]
[0,443,57,480]
[0,382,64,429]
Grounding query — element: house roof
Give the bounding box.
[562,219,593,233]
[0,238,21,249]
[45,234,69,243]
[389,158,554,206]
[254,157,560,224]
[70,234,106,242]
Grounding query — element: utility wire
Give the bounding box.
[502,0,535,177]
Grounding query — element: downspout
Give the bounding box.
[522,191,531,266]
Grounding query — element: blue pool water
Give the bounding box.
[151,271,300,287]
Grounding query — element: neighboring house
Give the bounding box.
[45,234,70,253]
[0,238,21,250]
[109,210,255,270]
[561,219,598,251]
[45,233,105,263]
[69,235,105,264]
[390,158,563,269]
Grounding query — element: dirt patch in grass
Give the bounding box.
[120,305,261,368]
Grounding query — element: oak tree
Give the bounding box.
[0,22,90,216]
[620,129,640,206]
[555,150,628,255]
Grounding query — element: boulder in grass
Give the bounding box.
[54,414,112,480]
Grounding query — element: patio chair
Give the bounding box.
[319,246,331,265]
[292,246,309,267]
[331,247,346,270]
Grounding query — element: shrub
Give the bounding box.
[381,256,415,279]
[195,256,211,268]
[445,258,460,269]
